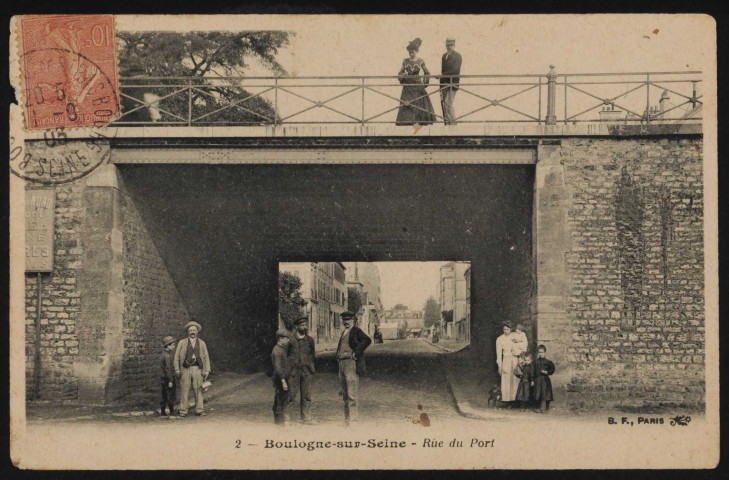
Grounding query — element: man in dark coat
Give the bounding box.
[336,311,372,423]
[271,329,292,425]
[287,316,316,424]
[440,37,462,125]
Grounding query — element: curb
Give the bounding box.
[439,354,509,421]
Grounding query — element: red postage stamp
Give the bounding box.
[20,15,120,130]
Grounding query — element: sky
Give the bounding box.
[376,261,460,311]
[117,15,713,76]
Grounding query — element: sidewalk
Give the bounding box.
[27,371,266,422]
[423,337,469,353]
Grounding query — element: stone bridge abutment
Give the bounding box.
[23,125,705,410]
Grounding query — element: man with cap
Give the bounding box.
[336,311,372,423]
[159,335,177,417]
[271,329,292,425]
[287,316,317,424]
[174,320,211,417]
[440,37,462,125]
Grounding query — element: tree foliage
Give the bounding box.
[441,310,454,324]
[423,296,441,328]
[279,272,307,330]
[347,287,364,316]
[117,31,290,124]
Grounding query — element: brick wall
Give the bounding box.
[560,137,704,409]
[119,189,192,398]
[25,182,85,400]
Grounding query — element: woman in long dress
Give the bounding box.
[496,323,520,405]
[395,38,436,126]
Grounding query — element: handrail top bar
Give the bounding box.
[118,71,702,81]
[557,71,702,77]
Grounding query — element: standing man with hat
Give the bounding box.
[287,316,317,424]
[174,320,211,417]
[336,311,372,424]
[440,37,462,125]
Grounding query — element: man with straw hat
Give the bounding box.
[174,320,211,417]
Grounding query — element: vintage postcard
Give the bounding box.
[8,14,718,469]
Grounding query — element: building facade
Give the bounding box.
[279,262,348,344]
[344,262,383,328]
[383,306,425,335]
[438,261,470,339]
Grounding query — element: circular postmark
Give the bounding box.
[10,128,116,185]
[13,47,120,184]
[20,47,120,131]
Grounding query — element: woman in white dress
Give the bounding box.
[496,323,520,404]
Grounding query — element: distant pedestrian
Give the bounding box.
[160,335,177,417]
[440,37,462,125]
[432,328,439,344]
[174,321,211,417]
[287,316,316,424]
[271,329,292,425]
[533,345,555,413]
[336,311,372,424]
[373,326,384,344]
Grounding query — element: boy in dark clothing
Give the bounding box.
[160,335,177,417]
[533,345,556,413]
[271,329,292,425]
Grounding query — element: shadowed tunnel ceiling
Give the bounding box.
[117,162,534,372]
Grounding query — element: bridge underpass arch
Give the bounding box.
[115,150,535,378]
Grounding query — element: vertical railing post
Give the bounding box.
[545,65,557,125]
[645,74,651,123]
[538,76,542,124]
[187,78,193,126]
[564,74,568,125]
[274,77,278,126]
[361,77,365,125]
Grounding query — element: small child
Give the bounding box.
[514,352,535,411]
[271,329,292,425]
[160,335,177,417]
[533,345,556,413]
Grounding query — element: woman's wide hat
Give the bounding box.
[184,321,202,332]
[162,335,176,346]
[407,37,422,52]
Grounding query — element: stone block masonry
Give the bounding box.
[25,181,86,400]
[25,148,191,403]
[558,137,704,410]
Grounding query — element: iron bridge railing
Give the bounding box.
[115,67,703,127]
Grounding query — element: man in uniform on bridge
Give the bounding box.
[336,311,372,424]
[174,320,211,417]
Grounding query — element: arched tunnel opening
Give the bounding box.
[117,162,534,378]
